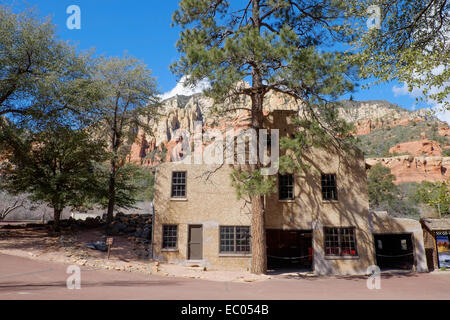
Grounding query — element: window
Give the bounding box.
[324,227,357,256]
[279,174,294,200]
[171,171,186,198]
[321,174,337,201]
[220,226,250,254]
[162,225,178,249]
[401,239,407,251]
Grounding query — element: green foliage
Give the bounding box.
[230,169,276,200]
[0,122,107,214]
[414,180,450,215]
[172,0,359,200]
[357,120,450,158]
[367,165,421,219]
[346,0,449,108]
[0,5,100,125]
[367,163,398,206]
[442,149,450,157]
[95,164,155,208]
[91,55,160,221]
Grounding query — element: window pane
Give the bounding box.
[162,225,177,249]
[236,226,251,253]
[324,227,357,256]
[324,227,340,255]
[220,226,235,252]
[322,174,338,201]
[279,174,294,200]
[220,226,250,253]
[171,171,186,198]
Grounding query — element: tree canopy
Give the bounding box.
[347,0,449,108]
[0,5,100,126]
[0,122,107,229]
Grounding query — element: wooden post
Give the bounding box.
[106,237,114,259]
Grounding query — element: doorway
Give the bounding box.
[266,229,313,270]
[188,225,203,260]
[374,233,414,270]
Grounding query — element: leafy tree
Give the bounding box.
[0,122,107,230]
[347,0,449,108]
[92,56,159,223]
[367,163,398,207]
[0,5,100,124]
[172,0,357,274]
[415,180,450,215]
[93,163,155,210]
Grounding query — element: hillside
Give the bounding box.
[337,99,450,158]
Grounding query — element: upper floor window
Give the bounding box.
[279,173,294,200]
[171,171,186,198]
[324,227,357,256]
[321,174,337,201]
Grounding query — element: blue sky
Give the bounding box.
[5,0,447,121]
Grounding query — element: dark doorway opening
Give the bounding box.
[374,233,414,270]
[266,229,313,270]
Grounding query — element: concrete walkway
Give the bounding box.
[0,253,449,300]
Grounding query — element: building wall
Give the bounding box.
[153,162,252,271]
[153,110,376,274]
[370,212,428,272]
[264,145,376,275]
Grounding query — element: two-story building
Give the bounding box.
[151,109,427,275]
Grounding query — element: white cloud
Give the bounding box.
[434,108,450,124]
[160,76,210,100]
[392,81,449,125]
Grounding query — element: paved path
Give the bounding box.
[0,253,449,300]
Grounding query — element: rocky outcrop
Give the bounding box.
[353,117,428,135]
[126,92,449,188]
[366,156,450,184]
[389,139,442,156]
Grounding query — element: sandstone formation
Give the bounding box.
[366,156,450,184]
[124,94,449,186]
[389,139,442,156]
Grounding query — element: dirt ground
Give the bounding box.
[0,226,269,283]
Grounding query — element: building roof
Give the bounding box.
[421,218,450,231]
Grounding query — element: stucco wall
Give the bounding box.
[369,212,428,272]
[152,110,376,274]
[153,162,253,270]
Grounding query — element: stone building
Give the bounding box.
[151,110,426,275]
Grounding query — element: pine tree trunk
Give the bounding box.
[250,66,267,274]
[250,194,267,274]
[53,208,62,231]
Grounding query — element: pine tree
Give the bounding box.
[171,0,357,274]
